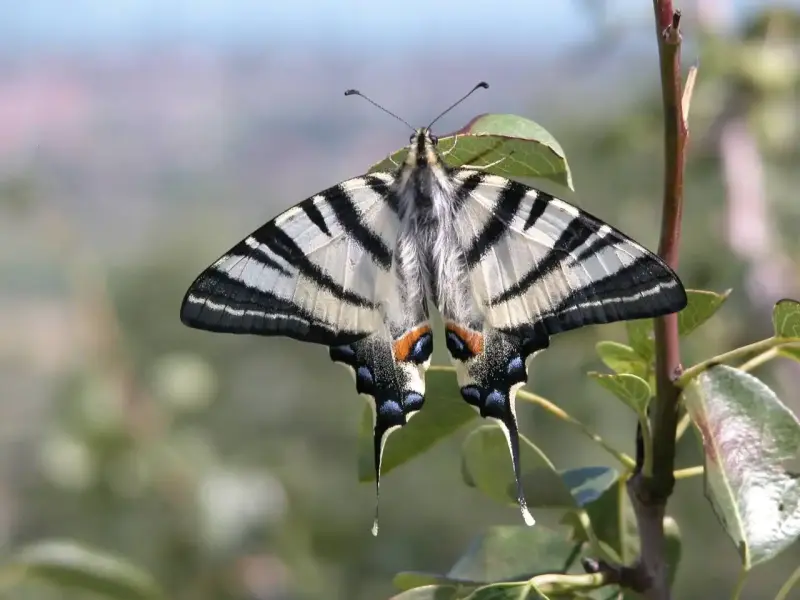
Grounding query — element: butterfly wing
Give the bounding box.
[444,170,687,524]
[180,172,433,534]
[181,173,406,345]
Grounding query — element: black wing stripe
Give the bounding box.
[325,184,393,270]
[252,222,377,308]
[522,191,551,231]
[465,180,528,267]
[300,198,332,237]
[489,215,596,305]
[228,238,293,278]
[542,260,686,333]
[365,175,400,216]
[452,172,486,212]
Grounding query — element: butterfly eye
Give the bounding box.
[409,133,416,144]
[430,134,439,145]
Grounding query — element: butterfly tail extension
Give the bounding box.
[329,327,432,535]
[445,323,549,526]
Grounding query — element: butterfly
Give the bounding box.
[180,82,687,535]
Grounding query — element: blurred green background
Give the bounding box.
[1,1,799,599]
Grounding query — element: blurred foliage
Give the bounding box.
[1,3,800,600]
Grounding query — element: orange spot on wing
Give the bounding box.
[445,323,484,355]
[393,326,432,361]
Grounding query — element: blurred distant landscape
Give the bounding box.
[1,2,799,599]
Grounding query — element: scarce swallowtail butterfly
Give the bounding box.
[180,82,688,535]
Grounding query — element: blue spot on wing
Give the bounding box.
[485,390,507,412]
[507,356,524,375]
[357,366,374,386]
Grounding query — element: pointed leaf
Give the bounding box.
[562,477,636,565]
[369,114,573,190]
[677,289,731,337]
[461,425,556,507]
[594,342,648,378]
[462,425,617,510]
[773,299,800,339]
[2,540,164,600]
[588,372,651,416]
[390,585,463,600]
[625,319,655,363]
[394,572,482,592]
[448,526,577,582]
[465,582,546,600]
[358,366,476,481]
[625,290,730,362]
[684,365,800,569]
[557,467,619,508]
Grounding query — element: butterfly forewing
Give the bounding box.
[180,173,404,346]
[450,170,686,335]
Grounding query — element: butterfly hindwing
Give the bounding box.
[180,173,403,346]
[444,321,548,525]
[330,323,433,535]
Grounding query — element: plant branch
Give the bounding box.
[676,337,800,386]
[624,3,688,599]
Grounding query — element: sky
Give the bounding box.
[0,0,787,54]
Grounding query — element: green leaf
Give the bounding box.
[465,582,546,600]
[625,319,655,363]
[772,299,800,339]
[369,114,573,190]
[393,527,578,596]
[594,341,648,378]
[358,366,476,481]
[394,573,482,593]
[683,365,800,569]
[562,477,636,566]
[462,425,617,510]
[563,480,682,595]
[625,290,731,362]
[1,540,164,600]
[678,289,731,337]
[390,585,463,600]
[448,526,577,582]
[588,372,651,415]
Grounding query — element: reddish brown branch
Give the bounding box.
[625,2,689,600]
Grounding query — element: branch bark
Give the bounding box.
[625,2,689,599]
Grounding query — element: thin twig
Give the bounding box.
[774,563,800,600]
[677,337,800,386]
[673,466,703,479]
[517,390,636,470]
[675,412,692,440]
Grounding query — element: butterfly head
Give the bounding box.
[405,128,441,169]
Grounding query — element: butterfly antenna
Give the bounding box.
[427,81,489,130]
[344,89,415,132]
